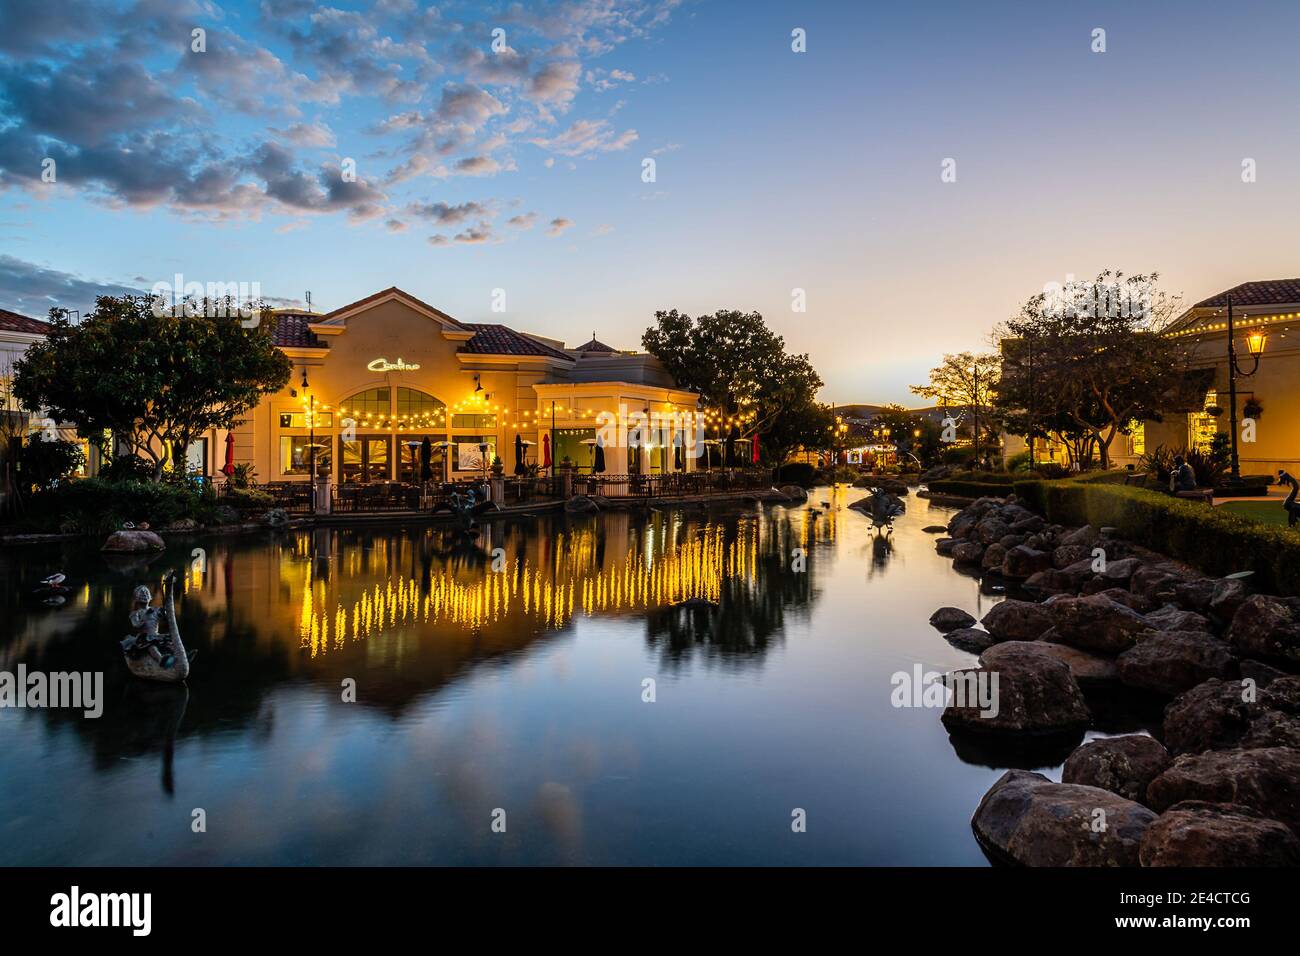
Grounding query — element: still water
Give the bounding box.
[1,488,1081,865]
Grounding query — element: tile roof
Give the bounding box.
[1193,279,1300,309]
[319,286,470,329]
[0,307,50,334]
[460,323,573,360]
[574,335,618,352]
[269,311,328,349]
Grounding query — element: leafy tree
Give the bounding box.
[909,352,1000,462]
[869,404,943,467]
[642,309,823,461]
[13,294,291,481]
[764,401,835,467]
[16,433,84,493]
[995,270,1200,469]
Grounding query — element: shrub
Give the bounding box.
[940,446,977,466]
[927,479,1016,498]
[98,454,156,482]
[15,435,84,492]
[1011,478,1300,595]
[1006,450,1032,473]
[776,462,817,488]
[222,487,274,510]
[28,478,201,535]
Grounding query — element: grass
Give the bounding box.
[1217,500,1295,527]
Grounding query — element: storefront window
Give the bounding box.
[453,436,494,473]
[553,428,595,472]
[281,436,332,476]
[279,411,333,428]
[339,437,386,482]
[398,436,446,482]
[452,413,496,429]
[1190,389,1220,453]
[397,388,445,424]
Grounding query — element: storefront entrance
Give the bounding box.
[340,436,390,482]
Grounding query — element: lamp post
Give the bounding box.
[1224,293,1267,483]
[301,367,316,483]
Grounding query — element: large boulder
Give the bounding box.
[1115,631,1238,697]
[1146,747,1300,835]
[941,642,1090,737]
[1022,568,1074,598]
[1139,801,1300,866]
[944,627,997,654]
[1226,594,1300,667]
[981,542,1008,571]
[101,529,166,552]
[972,770,1157,867]
[565,495,602,514]
[975,517,1012,545]
[1098,556,1143,587]
[1096,587,1154,614]
[1002,545,1053,580]
[1144,604,1214,633]
[1059,525,1099,548]
[1062,735,1171,804]
[1130,563,1189,605]
[980,599,1052,643]
[1162,678,1259,756]
[983,640,1117,689]
[1045,594,1156,655]
[778,484,808,503]
[1172,577,1218,614]
[929,606,976,632]
[1053,544,1093,570]
[935,538,958,557]
[1208,578,1251,625]
[951,541,985,564]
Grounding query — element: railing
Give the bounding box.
[217,480,314,514]
[573,469,770,499]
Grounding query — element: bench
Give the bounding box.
[1175,488,1214,505]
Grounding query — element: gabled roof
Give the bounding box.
[1193,279,1300,309]
[316,286,470,330]
[460,323,574,360]
[269,311,328,349]
[0,307,50,335]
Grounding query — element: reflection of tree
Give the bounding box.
[642,512,824,669]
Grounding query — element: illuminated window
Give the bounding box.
[1190,389,1220,452]
[396,387,444,418]
[453,436,495,472]
[452,413,496,429]
[344,388,390,417]
[1128,421,1145,456]
[279,411,333,428]
[281,435,331,475]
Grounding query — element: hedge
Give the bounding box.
[926,479,1017,499]
[1011,478,1300,595]
[23,478,207,535]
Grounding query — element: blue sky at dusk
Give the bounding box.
[3,0,1300,404]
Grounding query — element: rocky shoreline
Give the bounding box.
[929,493,1300,867]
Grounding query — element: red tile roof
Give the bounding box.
[319,286,470,329]
[269,311,328,349]
[1193,279,1300,309]
[0,307,50,334]
[460,323,573,360]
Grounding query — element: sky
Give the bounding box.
[3,0,1300,405]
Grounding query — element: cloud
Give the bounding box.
[530,119,637,157]
[0,254,141,316]
[507,211,537,229]
[546,217,574,237]
[526,61,581,109]
[428,221,495,246]
[453,155,515,177]
[407,200,491,225]
[269,121,338,148]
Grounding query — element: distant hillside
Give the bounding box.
[833,403,946,422]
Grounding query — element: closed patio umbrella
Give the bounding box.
[751,433,759,464]
[514,432,526,475]
[221,432,235,477]
[419,436,433,482]
[593,436,606,474]
[674,436,683,471]
[542,433,552,469]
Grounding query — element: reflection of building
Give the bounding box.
[222,288,700,482]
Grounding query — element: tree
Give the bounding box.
[13,294,291,481]
[642,309,823,461]
[16,433,84,493]
[910,352,1000,462]
[870,404,943,467]
[764,401,835,467]
[995,270,1201,469]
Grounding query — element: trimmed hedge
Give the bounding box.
[1012,478,1300,596]
[24,478,207,535]
[927,480,1016,499]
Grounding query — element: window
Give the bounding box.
[454,436,494,472]
[279,411,333,428]
[452,413,496,429]
[1190,389,1220,453]
[186,438,208,476]
[396,387,444,418]
[398,436,446,482]
[343,388,390,417]
[281,436,331,476]
[1128,422,1145,457]
[339,437,388,482]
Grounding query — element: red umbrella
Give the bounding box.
[542,433,552,468]
[751,433,759,463]
[221,432,235,476]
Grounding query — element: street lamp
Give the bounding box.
[301,368,317,484]
[1224,294,1267,483]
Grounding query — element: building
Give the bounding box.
[224,287,701,483]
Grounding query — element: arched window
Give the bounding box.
[396,387,446,426]
[343,387,390,418]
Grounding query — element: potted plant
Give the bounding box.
[490,454,505,477]
[1243,397,1264,420]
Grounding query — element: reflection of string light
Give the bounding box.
[291,516,824,658]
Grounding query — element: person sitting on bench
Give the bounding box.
[1170,455,1198,494]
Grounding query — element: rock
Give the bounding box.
[1059,558,1101,590]
[1097,587,1153,614]
[1099,556,1144,586]
[1022,569,1073,597]
[1063,735,1171,804]
[1079,575,1111,596]
[565,495,602,514]
[944,627,997,654]
[261,508,289,528]
[1116,631,1238,697]
[1172,578,1218,614]
[1241,659,1289,687]
[212,505,239,525]
[997,533,1027,551]
[1209,578,1251,624]
[1045,594,1156,655]
[1131,564,1187,605]
[1226,594,1300,667]
[981,599,1053,642]
[922,525,948,534]
[981,542,1008,571]
[975,517,1011,545]
[101,530,166,552]
[1059,525,1099,548]
[1162,679,1260,756]
[1144,605,1214,633]
[165,517,198,531]
[1002,545,1053,580]
[1010,515,1045,535]
[1052,544,1092,570]
[930,607,976,632]
[1139,801,1300,866]
[778,484,808,503]
[942,642,1090,736]
[935,538,957,557]
[972,770,1157,866]
[951,541,985,564]
[982,640,1117,688]
[1146,747,1300,836]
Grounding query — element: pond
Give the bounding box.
[0,487,1139,865]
